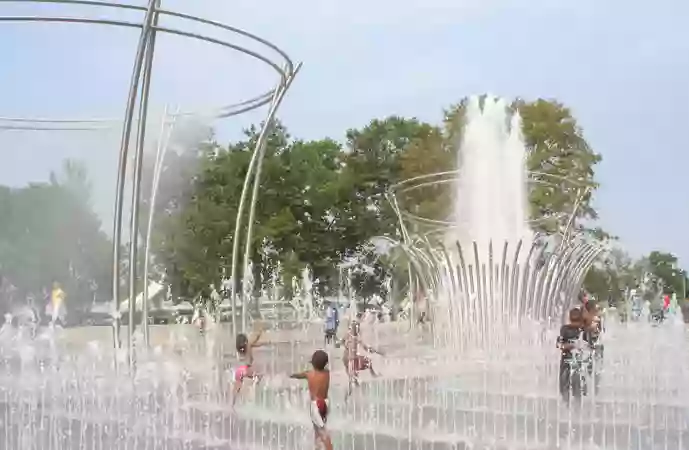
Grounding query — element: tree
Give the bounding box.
[153,121,360,300]
[154,97,607,305]
[0,159,112,315]
[583,247,642,307]
[517,99,602,234]
[645,251,686,296]
[138,123,212,285]
[396,108,459,225]
[340,117,437,241]
[373,97,603,235]
[338,117,444,297]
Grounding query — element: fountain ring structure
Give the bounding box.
[383,153,602,349]
[2,85,686,449]
[388,169,593,234]
[1,0,302,357]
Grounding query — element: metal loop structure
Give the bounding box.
[382,169,602,340]
[389,169,593,229]
[1,0,301,360]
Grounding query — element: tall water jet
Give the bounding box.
[449,96,532,251]
[434,96,540,351]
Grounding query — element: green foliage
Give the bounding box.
[151,96,682,305]
[583,247,642,307]
[371,98,602,234]
[0,159,111,312]
[583,248,688,309]
[517,99,601,233]
[645,251,687,296]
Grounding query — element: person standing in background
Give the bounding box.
[324,302,339,345]
[49,282,67,327]
[583,301,604,394]
[416,288,428,325]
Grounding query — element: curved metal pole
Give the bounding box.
[235,63,302,333]
[2,1,291,74]
[0,18,287,84]
[141,105,178,346]
[110,0,158,351]
[1,13,287,82]
[127,1,159,365]
[0,89,275,129]
[557,186,590,253]
[0,116,117,123]
[228,109,276,334]
[2,0,303,348]
[0,125,114,131]
[385,193,416,328]
[389,169,590,193]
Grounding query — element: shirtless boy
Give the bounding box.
[290,350,333,450]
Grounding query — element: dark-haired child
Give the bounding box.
[232,325,265,407]
[557,307,587,400]
[290,350,333,450]
[341,319,383,401]
[583,300,604,393]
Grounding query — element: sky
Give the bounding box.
[1,0,688,267]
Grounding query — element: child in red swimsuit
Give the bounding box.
[290,350,333,450]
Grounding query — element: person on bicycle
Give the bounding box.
[557,307,588,401]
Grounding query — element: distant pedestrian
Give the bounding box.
[48,282,67,327]
[324,303,339,345]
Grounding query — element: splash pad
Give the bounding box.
[2,7,689,444]
[1,317,688,449]
[0,0,301,349]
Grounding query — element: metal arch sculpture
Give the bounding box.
[379,169,604,349]
[389,169,592,231]
[1,0,301,358]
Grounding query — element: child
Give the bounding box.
[324,303,339,346]
[341,319,383,400]
[583,301,604,393]
[290,350,333,450]
[232,325,265,407]
[557,307,587,401]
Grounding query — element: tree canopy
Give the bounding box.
[149,96,620,303]
[0,159,111,313]
[2,97,683,315]
[646,251,687,297]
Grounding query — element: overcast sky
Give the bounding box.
[1,0,687,266]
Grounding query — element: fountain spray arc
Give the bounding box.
[1,0,301,356]
[384,96,604,349]
[4,89,689,449]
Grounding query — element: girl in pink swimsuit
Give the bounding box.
[232,327,265,407]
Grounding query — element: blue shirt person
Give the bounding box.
[324,304,339,344]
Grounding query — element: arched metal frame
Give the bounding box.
[389,169,593,230]
[382,169,603,340]
[1,0,301,358]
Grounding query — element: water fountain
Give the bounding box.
[3,5,688,441]
[2,93,685,449]
[379,96,689,448]
[287,267,321,324]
